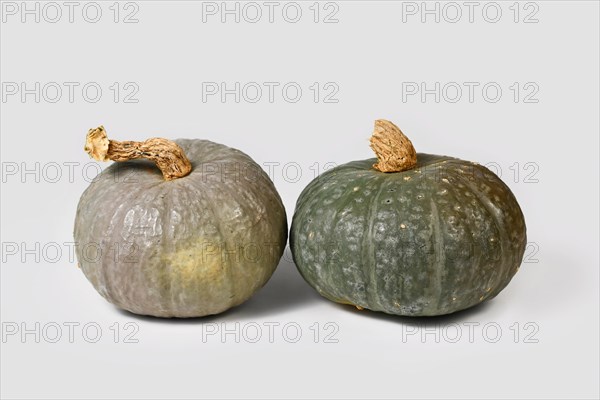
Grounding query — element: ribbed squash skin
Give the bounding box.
[75,140,287,318]
[290,154,526,316]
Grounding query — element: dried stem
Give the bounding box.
[370,119,417,173]
[84,126,192,181]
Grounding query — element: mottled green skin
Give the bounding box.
[75,140,287,318]
[290,154,526,316]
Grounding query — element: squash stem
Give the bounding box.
[370,119,417,173]
[84,126,192,181]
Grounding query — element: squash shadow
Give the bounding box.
[114,305,229,324]
[330,298,496,326]
[114,247,321,323]
[227,248,322,319]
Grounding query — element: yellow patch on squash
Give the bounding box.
[163,238,226,286]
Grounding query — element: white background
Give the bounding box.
[1,1,599,398]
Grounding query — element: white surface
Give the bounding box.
[1,1,598,399]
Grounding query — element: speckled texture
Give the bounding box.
[74,140,287,318]
[290,154,526,316]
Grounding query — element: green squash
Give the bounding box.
[290,120,526,316]
[75,126,287,318]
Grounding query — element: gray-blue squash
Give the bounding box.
[75,126,287,317]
